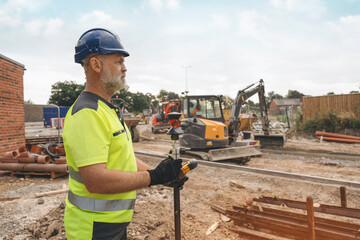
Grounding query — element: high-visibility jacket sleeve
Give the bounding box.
[64,108,111,168]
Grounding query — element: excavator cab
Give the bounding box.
[180,95,228,150]
[184,96,224,121]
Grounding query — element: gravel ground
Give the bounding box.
[1,124,359,239]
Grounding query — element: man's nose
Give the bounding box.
[122,64,127,72]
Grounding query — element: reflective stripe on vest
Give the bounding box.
[68,190,136,212]
[68,165,83,183]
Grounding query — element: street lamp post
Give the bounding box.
[48,104,61,144]
[182,65,191,94]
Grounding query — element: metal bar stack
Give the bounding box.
[212,187,360,240]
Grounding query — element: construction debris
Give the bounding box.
[205,221,219,236]
[35,188,68,198]
[0,143,68,178]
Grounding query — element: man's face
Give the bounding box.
[99,53,127,92]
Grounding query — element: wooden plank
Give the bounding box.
[10,171,67,179]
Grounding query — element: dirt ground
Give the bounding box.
[1,124,360,239]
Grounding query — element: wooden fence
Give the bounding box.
[302,94,360,123]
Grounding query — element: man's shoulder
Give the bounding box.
[71,92,99,116]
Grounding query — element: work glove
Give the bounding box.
[163,176,189,190]
[147,156,183,186]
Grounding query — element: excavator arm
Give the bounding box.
[228,79,269,143]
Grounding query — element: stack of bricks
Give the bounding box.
[0,54,26,154]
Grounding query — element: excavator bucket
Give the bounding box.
[208,145,261,162]
[253,134,285,148]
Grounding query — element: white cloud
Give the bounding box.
[237,10,263,39]
[141,0,180,12]
[6,0,47,11]
[210,14,231,29]
[24,19,43,35]
[166,0,180,10]
[269,0,326,17]
[0,0,47,28]
[23,18,64,36]
[148,0,162,12]
[80,11,127,29]
[45,18,64,35]
[0,9,22,27]
[339,15,360,26]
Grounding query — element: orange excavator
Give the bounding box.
[151,99,181,133]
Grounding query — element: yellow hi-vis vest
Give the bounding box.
[62,91,137,239]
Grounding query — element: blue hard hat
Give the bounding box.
[74,28,129,63]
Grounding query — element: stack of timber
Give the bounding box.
[0,143,68,178]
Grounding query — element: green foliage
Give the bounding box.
[295,112,303,129]
[112,88,152,114]
[48,81,85,106]
[221,95,234,110]
[266,91,283,108]
[299,112,360,133]
[286,90,305,99]
[157,89,180,102]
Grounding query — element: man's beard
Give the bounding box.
[100,64,126,94]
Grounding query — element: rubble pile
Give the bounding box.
[4,203,66,240]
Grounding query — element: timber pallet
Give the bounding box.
[10,171,68,179]
[25,136,63,145]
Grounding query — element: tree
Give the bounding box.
[131,92,150,113]
[48,81,85,106]
[24,99,34,104]
[146,93,157,113]
[157,89,180,102]
[286,90,304,99]
[221,95,234,110]
[350,90,359,94]
[112,88,150,114]
[266,91,283,108]
[327,92,335,95]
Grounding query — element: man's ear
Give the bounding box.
[89,57,102,73]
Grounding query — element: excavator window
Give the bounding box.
[187,96,223,121]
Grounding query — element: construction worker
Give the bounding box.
[63,28,184,239]
[192,102,201,117]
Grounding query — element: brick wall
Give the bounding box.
[0,54,25,154]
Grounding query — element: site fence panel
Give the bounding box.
[302,94,360,123]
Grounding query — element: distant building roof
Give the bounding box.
[272,98,302,106]
[0,53,25,68]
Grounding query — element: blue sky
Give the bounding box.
[1,0,360,104]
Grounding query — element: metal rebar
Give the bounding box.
[134,150,360,189]
[306,197,316,240]
[174,186,181,240]
[340,186,347,208]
